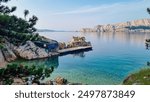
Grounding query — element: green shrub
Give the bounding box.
[0,64,54,85]
[123,68,150,85]
[0,44,4,49]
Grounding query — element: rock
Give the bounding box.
[55,76,67,85]
[80,28,96,32]
[0,49,6,67]
[81,19,150,32]
[123,76,133,84]
[2,45,17,62]
[32,83,38,85]
[59,42,66,50]
[143,76,147,79]
[45,80,54,85]
[68,83,83,85]
[12,78,26,85]
[0,81,3,85]
[14,41,49,60]
[132,83,143,85]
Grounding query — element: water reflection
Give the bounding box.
[12,49,92,69]
[81,32,150,46]
[11,32,150,84]
[72,51,85,58]
[59,48,92,58]
[12,56,59,69]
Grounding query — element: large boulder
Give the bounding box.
[45,80,54,85]
[12,78,26,85]
[14,41,49,60]
[55,76,67,85]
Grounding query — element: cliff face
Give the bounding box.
[80,19,150,32]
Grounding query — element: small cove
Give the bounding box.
[12,32,150,85]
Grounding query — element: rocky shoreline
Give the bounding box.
[5,76,83,85]
[0,36,91,85]
[0,40,58,67]
[0,41,17,67]
[0,36,92,67]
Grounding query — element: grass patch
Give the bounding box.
[123,68,150,85]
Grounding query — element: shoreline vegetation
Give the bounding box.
[0,64,83,85]
[123,68,150,85]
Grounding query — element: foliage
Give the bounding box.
[0,0,41,45]
[24,9,29,20]
[0,64,54,85]
[128,8,150,85]
[147,8,150,15]
[0,0,16,14]
[123,68,150,85]
[0,44,3,49]
[0,43,4,49]
[0,35,4,49]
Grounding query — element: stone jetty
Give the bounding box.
[58,36,92,54]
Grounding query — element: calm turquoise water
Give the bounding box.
[13,32,150,85]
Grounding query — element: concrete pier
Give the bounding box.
[58,46,92,55]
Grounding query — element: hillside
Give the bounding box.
[80,19,150,32]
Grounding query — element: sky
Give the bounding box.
[6,0,150,30]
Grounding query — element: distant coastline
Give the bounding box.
[80,18,150,33]
[37,29,76,32]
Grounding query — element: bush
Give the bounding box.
[0,44,4,49]
[0,64,54,85]
[123,68,150,85]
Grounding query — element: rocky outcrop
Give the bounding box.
[14,41,50,60]
[0,49,6,68]
[80,28,96,32]
[12,78,26,85]
[0,37,59,64]
[55,76,68,85]
[81,19,150,32]
[2,45,17,62]
[59,36,91,50]
[0,42,17,67]
[8,76,82,85]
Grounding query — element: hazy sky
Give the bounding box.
[7,0,150,30]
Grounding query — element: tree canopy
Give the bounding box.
[0,0,41,45]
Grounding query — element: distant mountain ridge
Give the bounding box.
[80,19,150,32]
[37,29,74,32]
[37,29,57,32]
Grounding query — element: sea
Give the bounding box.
[12,32,150,85]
